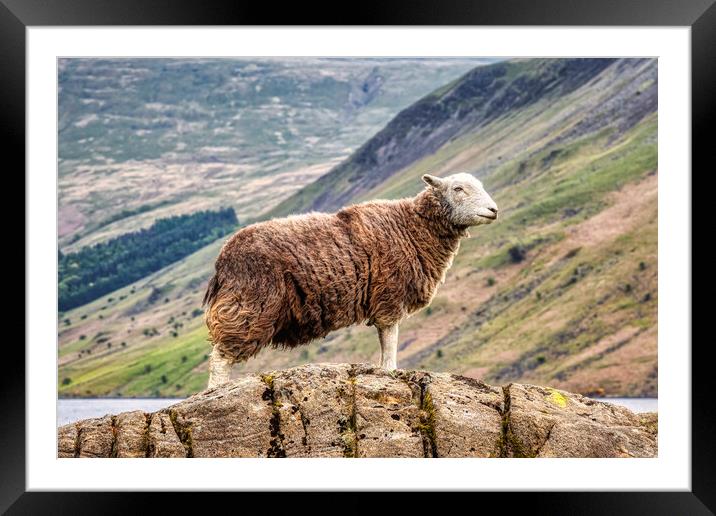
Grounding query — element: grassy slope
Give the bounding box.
[59,58,657,398]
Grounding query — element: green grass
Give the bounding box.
[59,325,211,397]
[58,338,91,359]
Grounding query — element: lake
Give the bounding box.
[58,398,184,427]
[57,397,657,427]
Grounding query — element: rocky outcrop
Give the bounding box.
[58,364,657,458]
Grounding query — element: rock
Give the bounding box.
[115,411,148,458]
[76,415,114,458]
[147,412,184,458]
[272,363,353,457]
[57,364,657,458]
[353,366,423,457]
[423,373,504,457]
[167,375,275,458]
[57,422,78,458]
[505,383,657,458]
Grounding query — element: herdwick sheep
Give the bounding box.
[203,173,498,388]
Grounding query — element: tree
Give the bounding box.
[59,207,238,311]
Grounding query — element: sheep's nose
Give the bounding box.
[488,207,498,215]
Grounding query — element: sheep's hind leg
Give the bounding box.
[377,324,399,371]
[208,346,234,389]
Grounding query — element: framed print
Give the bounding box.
[5,0,713,512]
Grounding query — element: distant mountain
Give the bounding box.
[58,57,494,251]
[268,58,653,217]
[58,58,657,399]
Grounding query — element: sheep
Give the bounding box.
[203,172,498,388]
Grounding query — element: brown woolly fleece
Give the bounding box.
[204,189,469,363]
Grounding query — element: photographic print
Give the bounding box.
[56,56,658,459]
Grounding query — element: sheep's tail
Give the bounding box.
[203,273,221,307]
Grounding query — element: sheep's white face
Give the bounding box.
[422,172,498,226]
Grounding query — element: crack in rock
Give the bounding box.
[168,409,194,458]
[73,421,82,458]
[261,374,286,458]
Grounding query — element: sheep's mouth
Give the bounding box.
[479,213,497,221]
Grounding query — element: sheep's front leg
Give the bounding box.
[378,324,399,370]
[208,346,234,389]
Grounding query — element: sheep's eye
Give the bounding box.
[454,186,464,193]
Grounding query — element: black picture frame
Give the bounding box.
[4,0,712,513]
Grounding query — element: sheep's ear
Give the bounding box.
[422,174,445,190]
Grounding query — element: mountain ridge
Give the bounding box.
[265,58,643,218]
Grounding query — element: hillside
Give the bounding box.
[58,57,491,251]
[267,59,623,217]
[58,58,657,399]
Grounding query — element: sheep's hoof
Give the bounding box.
[379,366,398,377]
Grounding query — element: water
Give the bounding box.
[57,397,657,427]
[594,397,657,414]
[57,398,184,427]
